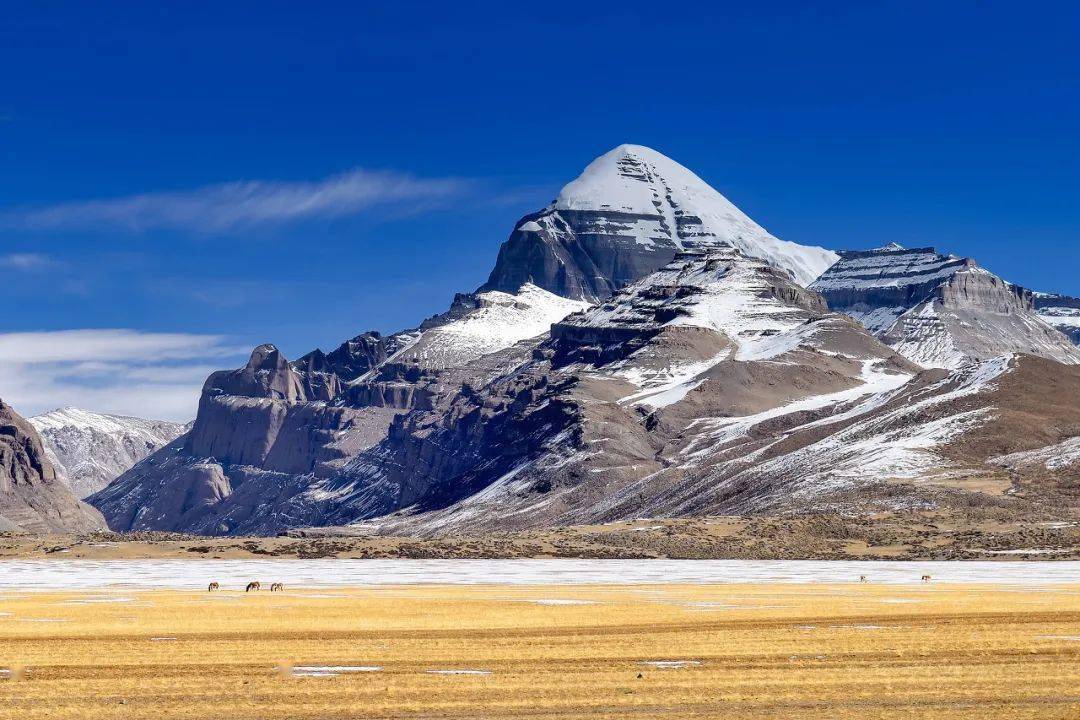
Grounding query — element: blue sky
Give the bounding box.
[1,1,1078,419]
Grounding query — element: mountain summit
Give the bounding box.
[482,144,838,301]
[88,145,1080,540]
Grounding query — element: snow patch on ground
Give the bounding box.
[640,660,702,669]
[990,436,1080,471]
[292,665,382,677]
[426,669,491,676]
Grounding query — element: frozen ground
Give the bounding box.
[0,559,1076,590]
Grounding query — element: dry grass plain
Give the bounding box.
[1,582,1078,719]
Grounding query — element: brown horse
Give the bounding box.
[270,583,284,592]
[208,581,219,592]
[246,581,261,592]
[921,575,932,583]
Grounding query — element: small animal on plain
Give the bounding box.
[246,581,261,592]
[208,581,219,592]
[859,575,868,583]
[270,583,284,592]
[921,575,932,583]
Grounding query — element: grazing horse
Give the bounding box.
[270,583,284,592]
[859,575,868,583]
[208,581,219,592]
[921,575,932,583]
[246,581,261,592]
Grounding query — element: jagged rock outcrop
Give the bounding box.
[29,408,187,498]
[0,400,106,533]
[481,144,838,301]
[812,244,1080,368]
[89,282,587,534]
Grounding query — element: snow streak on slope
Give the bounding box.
[678,356,1013,509]
[553,145,838,285]
[990,436,1080,471]
[880,300,968,369]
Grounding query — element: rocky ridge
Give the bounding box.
[811,244,1080,368]
[30,408,187,498]
[0,400,106,533]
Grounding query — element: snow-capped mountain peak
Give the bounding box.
[552,144,838,286]
[483,144,839,302]
[30,407,178,434]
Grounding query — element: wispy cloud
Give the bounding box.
[0,329,248,421]
[0,252,57,271]
[3,168,473,233]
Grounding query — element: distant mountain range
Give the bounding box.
[6,144,1078,542]
[29,408,188,498]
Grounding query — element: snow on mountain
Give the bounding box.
[812,245,1080,369]
[30,408,188,498]
[555,145,839,284]
[396,283,590,369]
[558,248,830,363]
[810,245,972,333]
[483,144,838,301]
[86,146,1080,540]
[1033,292,1080,345]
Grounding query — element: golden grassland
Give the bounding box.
[0,582,1078,719]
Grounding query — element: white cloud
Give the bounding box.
[0,329,247,422]
[0,253,56,270]
[4,168,472,233]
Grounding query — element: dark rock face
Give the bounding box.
[293,331,410,400]
[0,400,106,533]
[812,245,976,333]
[183,346,363,476]
[481,209,681,302]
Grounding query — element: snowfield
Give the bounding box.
[0,559,1076,590]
